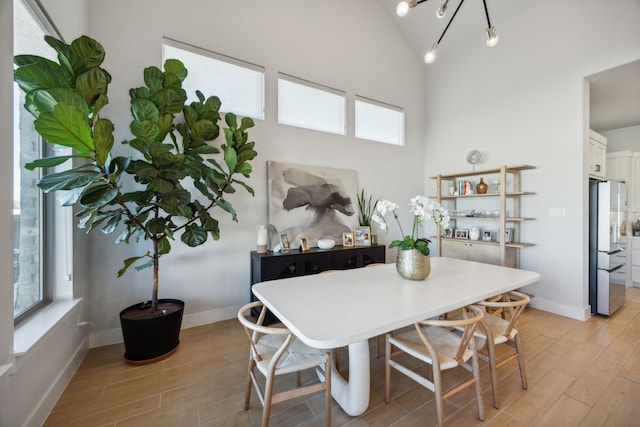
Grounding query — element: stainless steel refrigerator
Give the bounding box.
[589,179,627,316]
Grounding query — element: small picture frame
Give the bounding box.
[342,232,354,247]
[455,229,469,239]
[299,235,310,252]
[279,232,290,251]
[482,230,492,241]
[353,226,371,246]
[504,229,512,243]
[443,227,453,238]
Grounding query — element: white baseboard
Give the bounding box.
[89,305,239,348]
[528,296,590,321]
[24,337,88,427]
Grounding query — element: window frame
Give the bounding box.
[13,0,69,325]
[354,95,405,146]
[162,37,266,120]
[277,73,347,135]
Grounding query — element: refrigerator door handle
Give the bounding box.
[606,263,625,273]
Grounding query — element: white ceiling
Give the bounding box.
[375,0,640,133]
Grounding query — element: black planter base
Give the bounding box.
[119,298,184,365]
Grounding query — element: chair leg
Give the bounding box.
[486,340,500,409]
[384,334,391,403]
[471,349,484,421]
[262,373,276,427]
[245,359,255,410]
[334,348,341,373]
[325,353,332,427]
[432,365,445,427]
[515,334,528,389]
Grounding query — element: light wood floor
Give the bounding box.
[45,287,640,427]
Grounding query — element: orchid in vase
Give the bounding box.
[372,195,450,256]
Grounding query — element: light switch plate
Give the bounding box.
[549,207,566,217]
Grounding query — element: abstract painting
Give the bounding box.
[267,161,358,249]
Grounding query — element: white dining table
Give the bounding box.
[251,256,540,416]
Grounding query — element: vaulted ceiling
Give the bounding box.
[375,0,640,133]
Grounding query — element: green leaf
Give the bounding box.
[199,212,219,233]
[131,98,159,122]
[75,67,109,106]
[157,237,171,255]
[37,169,101,192]
[69,35,105,70]
[14,59,71,93]
[93,93,109,116]
[191,119,218,140]
[94,118,115,167]
[143,66,163,92]
[224,146,237,174]
[117,255,147,277]
[129,160,158,179]
[149,177,174,193]
[216,198,238,221]
[150,88,186,115]
[44,36,69,55]
[134,260,155,272]
[130,120,160,143]
[147,218,166,234]
[163,59,187,82]
[224,112,237,129]
[181,224,208,247]
[25,154,86,171]
[162,72,182,90]
[35,103,94,153]
[32,88,89,116]
[240,117,255,131]
[156,114,173,141]
[232,179,255,196]
[204,96,221,112]
[79,183,118,208]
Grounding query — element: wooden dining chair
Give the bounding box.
[238,301,332,427]
[385,305,485,427]
[474,290,530,409]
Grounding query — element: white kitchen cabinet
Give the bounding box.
[606,151,631,182]
[632,238,640,287]
[632,154,640,212]
[588,129,607,179]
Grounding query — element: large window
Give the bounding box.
[13,0,72,322]
[355,96,404,146]
[163,38,265,120]
[278,74,346,135]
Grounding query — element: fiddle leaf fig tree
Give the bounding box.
[14,35,257,313]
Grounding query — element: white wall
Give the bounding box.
[423,0,640,319]
[85,0,427,345]
[602,125,640,152]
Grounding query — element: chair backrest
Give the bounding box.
[238,301,293,363]
[416,305,484,363]
[477,291,530,338]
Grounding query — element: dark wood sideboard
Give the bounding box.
[249,245,385,321]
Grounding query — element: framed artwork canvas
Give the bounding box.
[267,161,358,249]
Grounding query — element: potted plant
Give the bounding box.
[13,35,257,363]
[357,188,378,244]
[372,196,449,280]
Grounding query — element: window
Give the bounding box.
[163,38,265,120]
[355,96,404,146]
[278,74,346,135]
[13,0,72,323]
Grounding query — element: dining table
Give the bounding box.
[251,256,540,416]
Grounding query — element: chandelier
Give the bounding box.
[396,0,499,64]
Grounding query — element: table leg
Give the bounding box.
[330,340,370,416]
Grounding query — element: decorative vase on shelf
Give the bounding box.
[396,248,431,280]
[476,178,488,194]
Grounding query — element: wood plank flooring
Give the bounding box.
[45,287,640,426]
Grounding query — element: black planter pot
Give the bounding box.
[119,298,185,364]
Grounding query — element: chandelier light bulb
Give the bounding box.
[424,43,439,64]
[436,2,448,19]
[396,1,410,17]
[486,27,499,47]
